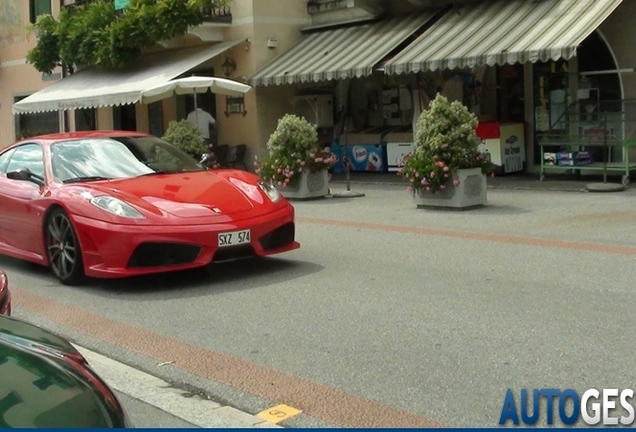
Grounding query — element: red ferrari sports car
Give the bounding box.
[0,268,10,315]
[0,131,299,285]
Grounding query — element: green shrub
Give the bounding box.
[161,120,207,159]
[254,114,335,188]
[400,94,494,193]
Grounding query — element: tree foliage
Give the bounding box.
[26,0,229,74]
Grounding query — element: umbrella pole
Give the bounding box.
[194,92,199,126]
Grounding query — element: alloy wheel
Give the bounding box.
[46,211,80,283]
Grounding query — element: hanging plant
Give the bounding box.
[26,0,230,74]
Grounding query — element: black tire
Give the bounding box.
[45,208,85,285]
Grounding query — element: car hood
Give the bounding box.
[0,315,82,360]
[86,170,255,218]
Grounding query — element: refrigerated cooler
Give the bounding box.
[385,126,414,172]
[332,127,390,173]
[476,121,526,173]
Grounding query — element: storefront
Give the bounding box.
[250,0,632,181]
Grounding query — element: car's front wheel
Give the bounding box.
[45,208,85,285]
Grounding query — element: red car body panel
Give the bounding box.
[0,269,10,316]
[0,131,300,278]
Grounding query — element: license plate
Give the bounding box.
[218,229,251,247]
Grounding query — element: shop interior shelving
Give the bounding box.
[537,98,636,186]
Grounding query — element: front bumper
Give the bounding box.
[71,206,300,278]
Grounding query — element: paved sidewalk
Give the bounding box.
[76,345,282,428]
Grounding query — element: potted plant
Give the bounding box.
[162,120,209,160]
[399,94,495,210]
[255,114,336,199]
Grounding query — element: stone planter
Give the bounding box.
[279,169,329,200]
[412,167,487,210]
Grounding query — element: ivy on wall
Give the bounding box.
[26,0,229,74]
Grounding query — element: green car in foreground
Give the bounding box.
[0,315,131,428]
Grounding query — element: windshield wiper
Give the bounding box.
[63,176,113,183]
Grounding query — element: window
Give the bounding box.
[14,96,60,139]
[74,108,97,131]
[6,144,45,178]
[0,148,17,174]
[30,0,52,24]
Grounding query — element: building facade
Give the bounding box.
[2,0,636,181]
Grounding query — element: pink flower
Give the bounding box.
[278,181,283,186]
[420,179,427,185]
[406,187,412,193]
[440,185,446,190]
[253,161,259,166]
[491,173,495,178]
[298,168,303,172]
[443,166,449,172]
[277,168,282,173]
[315,157,323,162]
[410,178,414,183]
[255,169,261,174]
[301,161,306,166]
[444,174,449,178]
[453,180,460,186]
[309,153,315,158]
[285,178,290,183]
[426,187,431,191]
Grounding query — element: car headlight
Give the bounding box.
[90,196,144,219]
[258,180,281,203]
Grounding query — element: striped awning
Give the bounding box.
[12,40,243,114]
[384,0,623,75]
[248,11,440,87]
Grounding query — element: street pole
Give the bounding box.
[333,115,365,198]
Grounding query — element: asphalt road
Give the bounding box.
[4,184,636,427]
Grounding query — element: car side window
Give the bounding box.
[0,148,16,173]
[5,143,45,178]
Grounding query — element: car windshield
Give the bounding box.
[50,136,205,183]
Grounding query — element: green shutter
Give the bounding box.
[30,0,51,22]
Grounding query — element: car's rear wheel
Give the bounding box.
[46,208,85,285]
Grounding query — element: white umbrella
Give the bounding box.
[140,76,252,126]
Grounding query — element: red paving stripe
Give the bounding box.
[12,288,446,428]
[298,217,636,256]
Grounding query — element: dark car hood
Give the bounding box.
[0,315,80,360]
[85,170,256,218]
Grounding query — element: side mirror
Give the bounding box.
[6,168,44,185]
[200,152,217,169]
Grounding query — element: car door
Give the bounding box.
[0,143,47,254]
[0,146,17,244]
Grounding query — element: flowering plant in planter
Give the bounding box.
[255,114,336,188]
[399,94,495,193]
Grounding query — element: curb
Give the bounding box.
[328,180,591,193]
[74,344,282,428]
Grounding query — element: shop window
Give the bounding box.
[74,108,96,131]
[30,0,52,23]
[148,102,164,137]
[14,96,60,140]
[113,105,137,131]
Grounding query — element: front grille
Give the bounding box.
[212,244,255,263]
[127,242,202,268]
[258,222,295,251]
